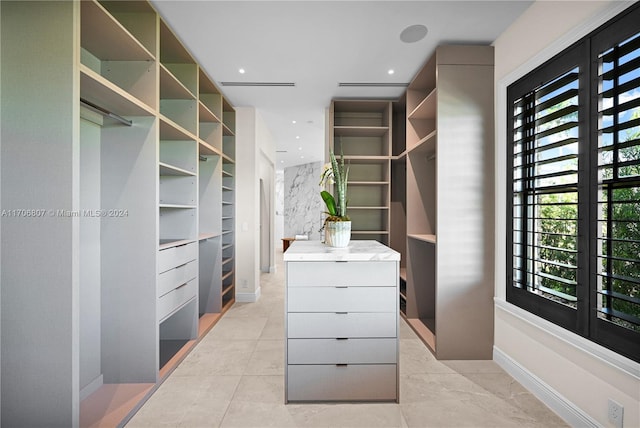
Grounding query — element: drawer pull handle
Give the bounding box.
[336,364,348,367]
[335,286,348,289]
[335,260,348,263]
[336,338,349,341]
[335,312,348,315]
[175,282,188,289]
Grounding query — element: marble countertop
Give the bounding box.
[283,240,400,262]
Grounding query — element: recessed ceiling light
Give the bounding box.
[300,155,305,159]
[238,68,245,74]
[296,136,300,139]
[298,147,302,150]
[292,120,297,124]
[400,24,428,43]
[388,69,395,75]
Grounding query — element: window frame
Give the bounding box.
[506,3,640,363]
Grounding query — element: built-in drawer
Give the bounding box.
[288,338,397,364]
[157,278,197,322]
[287,312,396,338]
[158,242,197,274]
[287,364,397,402]
[158,260,197,298]
[287,261,396,287]
[288,286,396,313]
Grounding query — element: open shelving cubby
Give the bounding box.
[329,100,393,245]
[221,98,236,311]
[197,68,224,322]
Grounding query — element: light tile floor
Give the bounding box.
[127,249,568,428]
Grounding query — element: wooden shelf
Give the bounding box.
[408,234,437,244]
[198,101,222,123]
[408,88,437,119]
[348,181,389,185]
[198,139,222,156]
[159,116,197,141]
[404,317,436,353]
[334,126,389,137]
[159,203,197,209]
[160,20,194,64]
[160,64,196,100]
[159,162,196,177]
[81,0,155,62]
[159,238,197,250]
[80,383,154,428]
[80,65,154,117]
[349,206,390,210]
[408,130,437,156]
[198,233,219,241]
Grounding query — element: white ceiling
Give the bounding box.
[151,0,533,170]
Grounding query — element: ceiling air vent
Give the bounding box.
[220,82,295,87]
[338,82,409,87]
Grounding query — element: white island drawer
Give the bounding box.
[287,312,396,338]
[287,364,397,402]
[158,242,197,274]
[288,286,396,313]
[158,260,197,298]
[288,338,396,364]
[157,278,197,322]
[287,261,396,287]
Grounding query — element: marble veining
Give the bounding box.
[284,240,400,262]
[284,162,323,240]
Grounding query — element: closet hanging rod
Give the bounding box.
[80,98,132,127]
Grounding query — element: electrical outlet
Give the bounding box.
[608,398,624,428]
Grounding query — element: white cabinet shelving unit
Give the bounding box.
[0,1,237,426]
[284,240,400,403]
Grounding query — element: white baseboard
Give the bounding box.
[235,287,261,303]
[79,374,103,401]
[493,347,600,428]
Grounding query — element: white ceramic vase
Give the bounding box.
[325,221,351,248]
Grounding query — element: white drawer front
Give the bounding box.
[157,278,197,322]
[158,260,197,298]
[287,312,396,338]
[158,242,197,274]
[288,338,397,364]
[287,364,397,401]
[287,261,396,287]
[288,287,396,313]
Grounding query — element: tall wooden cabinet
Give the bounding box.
[403,45,495,359]
[1,1,236,426]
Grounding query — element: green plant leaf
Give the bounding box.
[320,190,337,216]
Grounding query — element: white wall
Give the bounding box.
[493,2,640,427]
[235,107,276,301]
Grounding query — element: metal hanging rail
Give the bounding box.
[80,98,132,126]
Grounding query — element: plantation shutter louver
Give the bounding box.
[592,26,640,354]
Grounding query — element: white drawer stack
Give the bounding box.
[157,242,198,323]
[284,241,400,403]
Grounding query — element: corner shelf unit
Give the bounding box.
[0,1,237,426]
[329,100,393,245]
[403,45,495,360]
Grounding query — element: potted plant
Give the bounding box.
[319,151,351,247]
